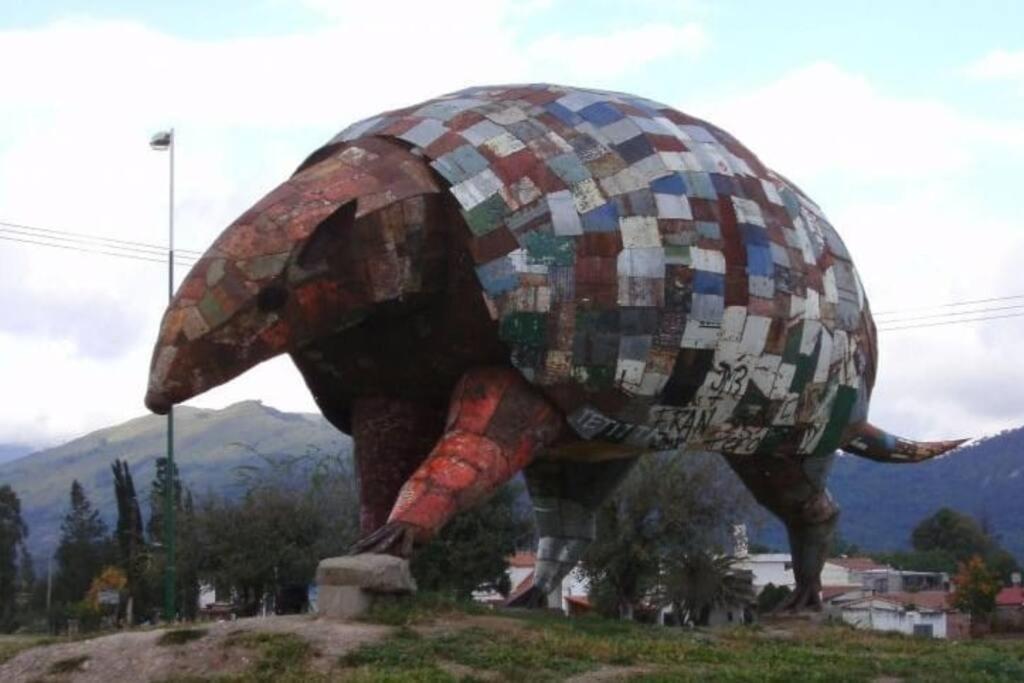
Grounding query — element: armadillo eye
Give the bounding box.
[257,285,289,312]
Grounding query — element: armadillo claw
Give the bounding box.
[349,521,419,558]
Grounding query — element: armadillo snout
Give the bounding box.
[145,389,172,415]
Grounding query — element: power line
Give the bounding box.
[0,225,193,261]
[878,312,1024,332]
[2,218,1022,334]
[0,233,197,267]
[874,303,1024,325]
[0,219,203,255]
[873,294,1024,317]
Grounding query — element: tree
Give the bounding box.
[0,485,28,630]
[18,542,35,593]
[757,583,791,613]
[195,487,322,614]
[147,456,182,545]
[145,456,204,620]
[111,459,148,621]
[910,508,1020,581]
[177,491,201,620]
[55,480,113,605]
[829,533,862,557]
[411,482,530,599]
[581,452,755,620]
[661,550,755,626]
[192,448,360,614]
[951,555,1001,621]
[872,548,958,575]
[912,508,990,559]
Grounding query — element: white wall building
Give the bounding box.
[734,553,795,591]
[839,595,949,638]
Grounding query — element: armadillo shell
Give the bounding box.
[309,84,876,460]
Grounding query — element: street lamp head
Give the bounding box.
[150,130,173,150]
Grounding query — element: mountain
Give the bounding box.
[5,400,1020,565]
[754,426,1024,561]
[0,401,351,562]
[0,444,34,465]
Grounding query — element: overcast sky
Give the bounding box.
[1,0,1022,448]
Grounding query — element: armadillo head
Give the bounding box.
[144,138,442,414]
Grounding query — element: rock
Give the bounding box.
[315,555,416,620]
[316,585,374,620]
[316,554,417,594]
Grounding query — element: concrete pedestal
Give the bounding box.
[315,554,416,619]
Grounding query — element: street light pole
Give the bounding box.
[150,128,176,622]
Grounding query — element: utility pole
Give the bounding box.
[150,128,176,622]
[46,554,52,611]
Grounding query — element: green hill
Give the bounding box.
[0,444,32,465]
[830,427,1024,559]
[0,401,351,562]
[752,426,1024,561]
[6,400,1021,566]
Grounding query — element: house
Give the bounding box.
[837,591,969,639]
[732,553,891,595]
[994,583,1024,632]
[823,556,888,585]
[820,585,870,607]
[823,556,945,591]
[506,550,537,595]
[734,553,795,591]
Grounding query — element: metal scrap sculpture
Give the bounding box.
[145,84,963,610]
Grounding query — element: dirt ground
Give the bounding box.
[0,615,391,683]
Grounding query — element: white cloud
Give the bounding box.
[692,61,1024,182]
[962,49,1024,83]
[0,8,710,444]
[528,22,707,80]
[2,14,1019,450]
[690,62,1024,441]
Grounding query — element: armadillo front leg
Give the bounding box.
[351,367,564,557]
[351,398,445,534]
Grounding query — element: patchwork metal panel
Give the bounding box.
[312,84,878,460]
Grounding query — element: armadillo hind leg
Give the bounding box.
[381,367,565,547]
[725,452,840,611]
[513,457,640,606]
[351,398,446,534]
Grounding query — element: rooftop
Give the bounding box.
[846,591,954,612]
[827,557,889,572]
[821,585,864,602]
[506,570,535,605]
[996,586,1024,607]
[507,551,537,568]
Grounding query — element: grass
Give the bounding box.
[337,608,1024,682]
[48,654,90,674]
[0,635,56,665]
[357,592,487,626]
[340,624,595,681]
[158,628,208,646]
[224,631,316,682]
[13,600,1024,682]
[158,631,319,683]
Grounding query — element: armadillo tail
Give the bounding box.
[841,421,968,463]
